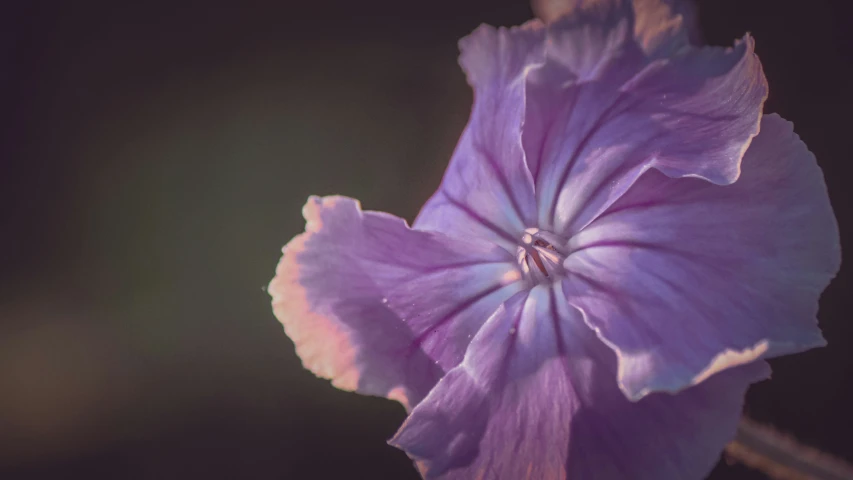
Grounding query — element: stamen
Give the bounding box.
[529,249,548,276]
[517,228,567,284]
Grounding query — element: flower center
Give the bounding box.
[516,228,567,284]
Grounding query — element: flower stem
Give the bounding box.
[725,417,853,479]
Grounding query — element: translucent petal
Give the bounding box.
[391,283,769,478]
[562,114,840,400]
[269,196,522,409]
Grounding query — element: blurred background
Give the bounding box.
[1,0,850,478]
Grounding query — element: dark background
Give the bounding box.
[1,0,851,478]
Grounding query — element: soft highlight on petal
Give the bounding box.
[562,114,840,400]
[269,197,365,393]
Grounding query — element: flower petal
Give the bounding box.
[413,22,545,249]
[562,114,840,400]
[269,196,522,409]
[523,2,766,235]
[390,283,769,479]
[532,0,698,56]
[632,0,700,56]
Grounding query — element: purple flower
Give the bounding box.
[268,1,840,478]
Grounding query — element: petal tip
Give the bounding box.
[269,196,370,396]
[689,340,771,387]
[458,20,546,89]
[268,226,362,395]
[618,333,824,402]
